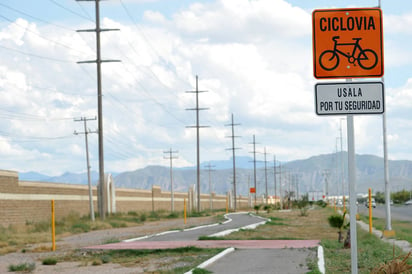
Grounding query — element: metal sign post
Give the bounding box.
[347,113,358,274]
[312,6,384,273]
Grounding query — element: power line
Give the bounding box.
[0,13,88,57]
[0,2,76,31]
[49,0,94,22]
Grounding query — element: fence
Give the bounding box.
[0,170,251,226]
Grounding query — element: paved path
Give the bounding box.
[84,212,321,273]
[86,239,319,250]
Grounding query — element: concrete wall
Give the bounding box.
[0,170,250,226]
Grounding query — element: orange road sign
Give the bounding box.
[250,187,256,194]
[312,8,383,79]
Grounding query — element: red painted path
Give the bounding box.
[84,239,320,250]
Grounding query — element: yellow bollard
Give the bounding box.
[184,198,187,225]
[369,188,372,234]
[51,200,56,251]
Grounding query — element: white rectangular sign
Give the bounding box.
[315,82,384,115]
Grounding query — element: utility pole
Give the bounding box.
[322,169,330,201]
[273,155,279,205]
[186,75,209,212]
[264,147,268,204]
[279,162,283,209]
[74,116,97,221]
[225,114,241,211]
[204,162,215,210]
[76,0,120,220]
[164,148,178,212]
[249,135,258,205]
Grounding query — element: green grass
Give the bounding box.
[8,262,36,272]
[359,213,412,242]
[42,257,57,265]
[322,228,406,273]
[62,246,223,272]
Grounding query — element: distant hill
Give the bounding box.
[18,153,412,197]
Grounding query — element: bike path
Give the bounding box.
[83,212,322,274]
[128,212,266,241]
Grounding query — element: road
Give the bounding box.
[357,204,412,222]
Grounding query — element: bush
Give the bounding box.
[139,213,147,222]
[101,255,112,264]
[254,204,262,214]
[109,222,127,228]
[167,212,180,219]
[70,223,90,233]
[316,200,328,208]
[8,263,35,272]
[328,214,345,229]
[263,204,273,213]
[42,257,57,265]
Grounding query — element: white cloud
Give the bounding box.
[0,0,412,176]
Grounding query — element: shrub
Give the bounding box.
[70,223,90,233]
[109,222,127,228]
[139,213,147,222]
[101,255,112,264]
[263,204,273,213]
[254,204,262,214]
[167,212,180,219]
[8,263,35,272]
[42,257,57,265]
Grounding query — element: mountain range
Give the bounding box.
[18,153,412,196]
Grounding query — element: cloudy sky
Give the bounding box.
[0,0,411,176]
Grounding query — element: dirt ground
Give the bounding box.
[0,216,219,274]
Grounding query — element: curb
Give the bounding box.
[184,247,235,274]
[123,212,250,243]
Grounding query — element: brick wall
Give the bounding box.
[0,170,250,226]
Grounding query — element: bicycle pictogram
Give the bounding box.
[319,36,378,71]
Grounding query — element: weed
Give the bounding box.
[127,211,138,216]
[70,223,90,233]
[140,213,147,222]
[31,221,50,233]
[109,221,127,228]
[167,212,180,219]
[42,257,57,265]
[92,259,102,266]
[192,268,213,274]
[103,238,120,244]
[101,254,112,264]
[149,211,160,220]
[198,236,226,241]
[8,262,36,272]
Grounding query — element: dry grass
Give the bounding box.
[224,207,338,240]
